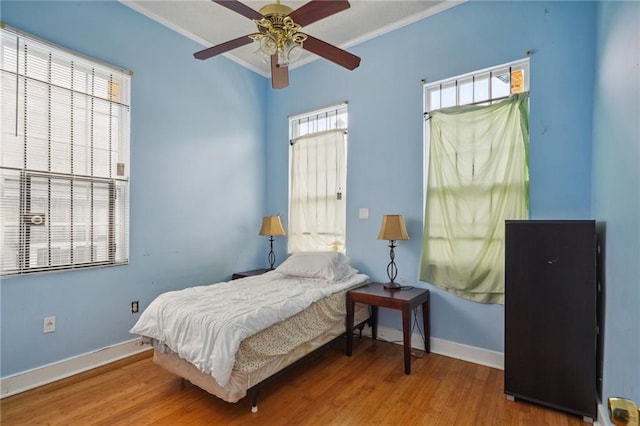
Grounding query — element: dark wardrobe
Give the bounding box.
[505,220,599,421]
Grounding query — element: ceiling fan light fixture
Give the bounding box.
[248,6,308,68]
[259,34,279,56]
[277,38,303,66]
[198,1,361,90]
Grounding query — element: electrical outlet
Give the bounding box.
[131,301,139,314]
[43,316,56,333]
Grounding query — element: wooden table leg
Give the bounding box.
[370,305,378,340]
[402,306,412,374]
[422,299,430,353]
[346,293,355,356]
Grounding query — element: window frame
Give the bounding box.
[423,58,530,215]
[0,24,131,277]
[419,59,530,303]
[287,103,348,253]
[424,59,530,113]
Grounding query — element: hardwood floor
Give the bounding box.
[1,337,588,425]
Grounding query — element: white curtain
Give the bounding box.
[289,129,346,253]
[419,93,530,304]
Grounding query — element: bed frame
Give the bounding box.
[245,316,369,412]
[153,307,370,412]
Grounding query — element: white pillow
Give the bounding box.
[276,252,357,281]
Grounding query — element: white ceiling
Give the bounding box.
[120,0,464,77]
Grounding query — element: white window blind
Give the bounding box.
[288,104,347,253]
[0,25,131,276]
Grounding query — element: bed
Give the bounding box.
[130,252,370,411]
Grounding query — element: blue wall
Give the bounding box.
[592,0,640,410]
[1,1,267,377]
[266,1,596,352]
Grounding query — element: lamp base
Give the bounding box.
[383,282,402,290]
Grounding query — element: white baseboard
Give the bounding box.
[596,402,611,425]
[0,339,151,399]
[3,329,608,423]
[362,324,504,370]
[368,326,612,424]
[1,326,501,399]
[2,330,607,422]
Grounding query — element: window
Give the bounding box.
[288,103,348,253]
[419,59,529,304]
[424,59,529,112]
[0,25,131,276]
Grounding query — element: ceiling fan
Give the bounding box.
[194,0,361,89]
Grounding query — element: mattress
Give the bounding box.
[131,269,369,387]
[150,288,369,403]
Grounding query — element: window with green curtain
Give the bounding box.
[419,92,530,304]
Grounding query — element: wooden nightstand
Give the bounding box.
[346,283,430,374]
[231,268,269,280]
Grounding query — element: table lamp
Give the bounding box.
[259,215,286,269]
[377,214,409,289]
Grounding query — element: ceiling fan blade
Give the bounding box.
[194,35,253,60]
[288,1,350,27]
[302,35,360,70]
[271,55,289,89]
[212,0,263,20]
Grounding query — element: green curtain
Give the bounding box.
[419,93,530,304]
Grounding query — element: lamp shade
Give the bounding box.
[259,215,286,236]
[377,215,409,241]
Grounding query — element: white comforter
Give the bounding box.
[129,271,368,387]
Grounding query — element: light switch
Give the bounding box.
[359,208,369,219]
